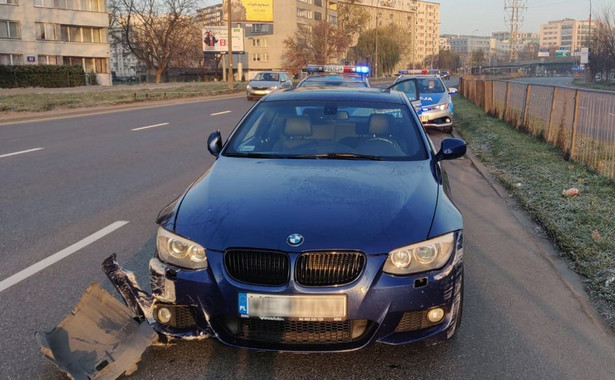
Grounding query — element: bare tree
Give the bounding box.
[110,0,202,83]
[589,8,615,82]
[281,1,369,75]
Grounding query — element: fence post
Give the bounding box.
[503,81,510,121]
[569,89,580,160]
[546,87,558,143]
[521,84,530,130]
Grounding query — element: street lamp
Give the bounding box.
[588,0,592,48]
[374,1,380,78]
[226,0,233,89]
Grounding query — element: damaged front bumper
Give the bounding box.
[35,254,200,380]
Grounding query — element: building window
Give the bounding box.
[0,0,19,4]
[0,20,20,39]
[251,24,271,33]
[251,53,269,62]
[251,38,267,47]
[60,25,105,43]
[36,23,58,40]
[33,0,103,11]
[62,56,108,72]
[314,12,322,21]
[0,53,23,65]
[314,0,322,5]
[297,8,313,19]
[38,55,60,64]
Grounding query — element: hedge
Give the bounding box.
[0,65,86,88]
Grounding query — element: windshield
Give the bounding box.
[298,75,368,88]
[253,73,280,81]
[225,100,428,160]
[417,77,446,93]
[389,79,419,101]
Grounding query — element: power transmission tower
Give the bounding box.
[504,0,527,62]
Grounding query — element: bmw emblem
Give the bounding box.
[287,233,304,247]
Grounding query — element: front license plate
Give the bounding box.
[420,114,429,122]
[238,293,346,321]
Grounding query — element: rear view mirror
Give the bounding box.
[207,131,222,157]
[448,88,458,95]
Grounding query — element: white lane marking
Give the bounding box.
[211,110,231,116]
[0,221,129,293]
[131,122,170,131]
[0,147,44,159]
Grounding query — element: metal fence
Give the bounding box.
[460,78,615,179]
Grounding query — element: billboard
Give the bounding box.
[203,26,245,54]
[580,47,589,64]
[222,0,273,23]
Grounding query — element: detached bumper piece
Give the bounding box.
[35,282,157,380]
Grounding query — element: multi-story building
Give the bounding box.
[108,28,139,80]
[540,18,590,53]
[196,4,224,26]
[415,0,439,68]
[234,0,338,79]
[443,33,493,67]
[492,31,539,44]
[0,0,111,85]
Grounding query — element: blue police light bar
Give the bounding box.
[306,64,370,75]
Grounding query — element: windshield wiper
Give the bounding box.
[225,152,278,158]
[288,153,382,160]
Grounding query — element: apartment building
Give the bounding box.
[196,3,224,25]
[223,0,339,79]
[540,18,590,53]
[415,0,439,67]
[349,0,417,72]
[0,0,111,85]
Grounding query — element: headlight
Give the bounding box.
[435,103,449,111]
[383,233,455,275]
[246,85,252,90]
[156,227,207,269]
[270,85,279,90]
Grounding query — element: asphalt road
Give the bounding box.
[1,93,615,379]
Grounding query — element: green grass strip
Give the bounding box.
[0,82,245,113]
[454,96,615,326]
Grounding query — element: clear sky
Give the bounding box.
[439,0,606,36]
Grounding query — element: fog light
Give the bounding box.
[157,307,172,324]
[427,307,445,323]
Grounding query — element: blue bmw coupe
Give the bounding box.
[116,87,466,352]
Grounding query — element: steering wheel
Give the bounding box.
[367,137,402,151]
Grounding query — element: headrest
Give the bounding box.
[336,111,349,120]
[284,117,312,137]
[368,114,392,135]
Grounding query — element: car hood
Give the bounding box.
[420,92,448,106]
[248,80,280,88]
[173,157,439,254]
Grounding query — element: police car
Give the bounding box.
[297,65,371,88]
[394,74,456,133]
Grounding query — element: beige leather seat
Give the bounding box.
[273,116,313,151]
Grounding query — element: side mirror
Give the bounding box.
[207,131,222,157]
[435,138,466,161]
[411,100,422,113]
[448,87,458,95]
